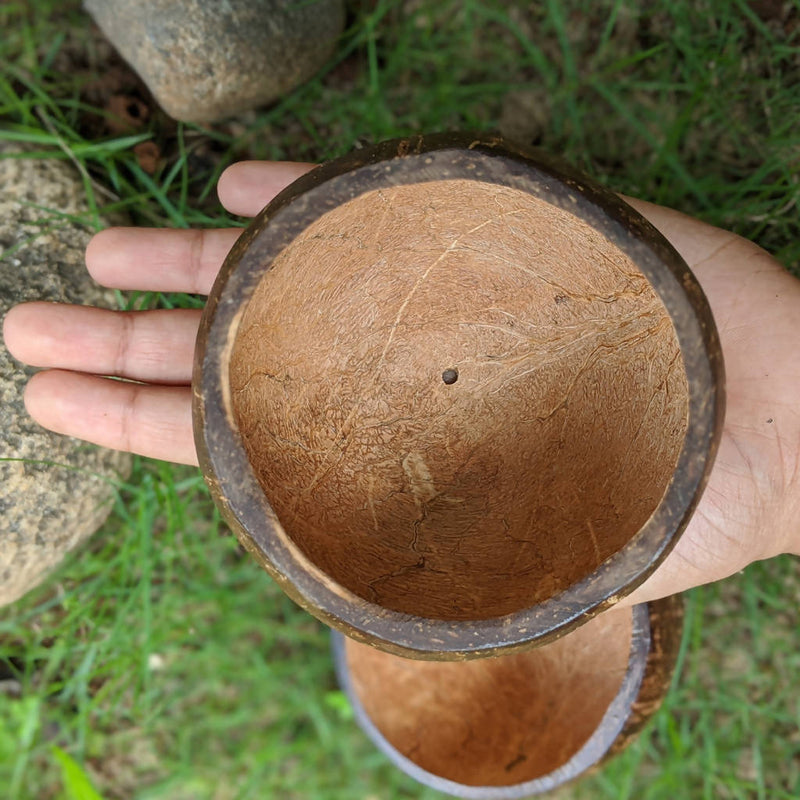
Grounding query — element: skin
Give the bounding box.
[3,161,799,608]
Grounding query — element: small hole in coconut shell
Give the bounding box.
[441,368,459,385]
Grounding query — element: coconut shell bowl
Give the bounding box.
[193,132,723,657]
[193,133,723,795]
[333,594,683,797]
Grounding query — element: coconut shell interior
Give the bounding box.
[229,179,689,620]
[344,606,633,787]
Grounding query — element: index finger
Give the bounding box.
[218,161,315,217]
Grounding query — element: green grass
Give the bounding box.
[1,0,799,798]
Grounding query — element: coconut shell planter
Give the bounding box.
[333,595,683,797]
[193,133,724,794]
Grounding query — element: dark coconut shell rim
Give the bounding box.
[192,132,724,660]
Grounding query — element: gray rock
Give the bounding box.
[0,145,132,607]
[84,0,346,122]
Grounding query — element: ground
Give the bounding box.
[1,0,799,798]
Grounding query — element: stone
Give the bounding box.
[83,0,346,122]
[0,145,132,607]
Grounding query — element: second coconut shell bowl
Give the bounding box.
[333,595,683,797]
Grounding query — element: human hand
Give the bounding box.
[3,161,798,605]
[618,196,800,605]
[2,161,310,466]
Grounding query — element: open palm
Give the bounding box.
[4,161,798,605]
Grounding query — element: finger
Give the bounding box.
[4,302,200,384]
[86,227,243,294]
[25,370,197,465]
[87,163,317,293]
[218,161,315,217]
